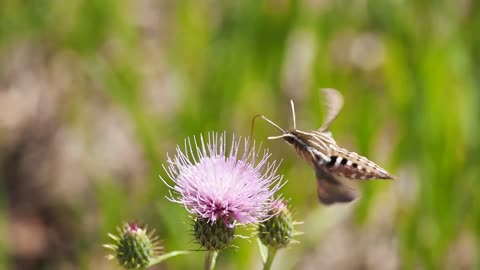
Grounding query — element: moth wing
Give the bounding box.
[315,164,360,205]
[318,88,344,132]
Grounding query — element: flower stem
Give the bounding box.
[263,246,278,270]
[147,251,190,267]
[204,250,218,270]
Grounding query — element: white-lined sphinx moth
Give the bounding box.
[257,89,394,204]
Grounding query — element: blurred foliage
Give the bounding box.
[1,0,479,269]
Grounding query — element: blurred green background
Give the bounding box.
[0,0,479,269]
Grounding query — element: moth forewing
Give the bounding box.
[319,88,344,132]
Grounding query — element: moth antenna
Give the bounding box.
[249,114,287,153]
[290,100,296,129]
[259,115,285,133]
[250,115,263,140]
[248,114,282,152]
[248,114,262,155]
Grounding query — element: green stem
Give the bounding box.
[263,247,278,270]
[257,238,267,263]
[147,251,190,267]
[204,250,219,270]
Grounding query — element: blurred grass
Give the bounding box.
[1,0,479,269]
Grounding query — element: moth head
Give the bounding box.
[283,135,295,144]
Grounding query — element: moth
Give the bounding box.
[257,89,394,204]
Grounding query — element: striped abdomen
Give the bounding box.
[325,147,392,180]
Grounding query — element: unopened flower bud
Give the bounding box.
[258,201,294,249]
[104,223,162,270]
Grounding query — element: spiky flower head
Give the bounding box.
[162,132,284,227]
[258,200,296,249]
[104,223,162,270]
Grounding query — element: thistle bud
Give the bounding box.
[104,223,162,270]
[258,201,295,249]
[193,217,235,251]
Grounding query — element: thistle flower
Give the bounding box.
[162,132,284,227]
[104,223,162,270]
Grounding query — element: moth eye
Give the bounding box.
[284,136,294,144]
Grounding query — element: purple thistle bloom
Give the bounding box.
[162,132,284,227]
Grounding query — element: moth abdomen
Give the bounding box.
[326,150,393,180]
